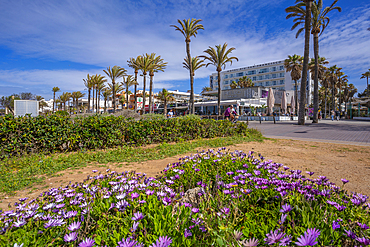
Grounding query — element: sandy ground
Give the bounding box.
[1,139,370,209]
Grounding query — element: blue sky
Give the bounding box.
[0,0,369,100]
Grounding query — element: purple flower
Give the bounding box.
[280,234,292,246]
[280,204,292,213]
[117,237,143,247]
[78,237,95,247]
[116,200,130,212]
[44,219,65,229]
[220,207,230,215]
[184,229,192,238]
[131,192,140,200]
[132,212,144,221]
[357,222,369,230]
[344,229,356,239]
[68,222,81,231]
[131,222,139,232]
[92,170,98,173]
[226,172,234,176]
[356,237,370,245]
[279,214,287,225]
[332,221,340,230]
[13,219,27,228]
[64,232,78,242]
[264,229,286,245]
[341,179,349,184]
[295,228,320,246]
[241,237,259,246]
[306,171,314,176]
[254,170,261,176]
[191,208,199,214]
[149,236,172,247]
[146,190,154,196]
[334,204,346,211]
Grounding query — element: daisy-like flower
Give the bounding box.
[240,237,259,246]
[150,236,172,247]
[341,179,349,184]
[280,204,292,214]
[220,207,230,215]
[357,222,369,230]
[131,212,144,221]
[64,232,78,242]
[332,221,340,230]
[68,222,81,231]
[191,208,199,214]
[117,237,143,247]
[78,237,95,247]
[295,228,320,246]
[131,192,140,200]
[264,229,286,245]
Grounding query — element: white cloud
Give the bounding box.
[0,0,369,96]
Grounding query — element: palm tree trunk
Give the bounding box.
[217,69,221,118]
[164,99,167,116]
[126,87,129,111]
[112,82,116,113]
[324,89,327,119]
[186,40,194,114]
[98,91,101,113]
[367,77,369,97]
[142,75,147,114]
[53,93,56,113]
[295,80,298,115]
[91,87,94,112]
[104,99,107,113]
[134,71,138,112]
[298,0,312,125]
[332,82,335,113]
[312,33,319,123]
[96,88,98,113]
[149,75,153,114]
[87,89,91,112]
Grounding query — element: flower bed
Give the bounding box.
[0,114,249,159]
[1,149,369,246]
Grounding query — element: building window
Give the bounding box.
[272,73,277,78]
[237,72,243,77]
[272,81,277,85]
[258,76,263,80]
[271,67,276,72]
[279,65,284,70]
[247,70,256,75]
[259,68,269,74]
[229,74,234,78]
[279,72,285,78]
[265,81,270,86]
[252,76,257,81]
[280,80,285,85]
[224,75,228,79]
[265,74,270,79]
[280,87,285,91]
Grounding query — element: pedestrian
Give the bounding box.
[167,109,174,118]
[335,110,340,121]
[331,110,335,121]
[224,105,231,120]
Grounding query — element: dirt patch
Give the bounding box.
[1,139,369,210]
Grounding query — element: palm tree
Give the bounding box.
[103,66,127,113]
[360,69,370,97]
[127,56,142,111]
[287,0,341,123]
[137,54,154,113]
[327,65,342,112]
[309,56,329,121]
[200,43,238,116]
[286,0,313,125]
[321,70,331,118]
[148,54,167,113]
[337,73,348,112]
[171,18,204,114]
[343,83,357,114]
[183,56,205,112]
[157,88,175,116]
[230,81,238,89]
[59,92,70,111]
[52,87,60,113]
[201,86,213,94]
[102,88,111,112]
[237,76,254,88]
[123,75,138,110]
[72,91,85,112]
[284,54,303,115]
[83,74,93,112]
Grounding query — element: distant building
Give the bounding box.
[209,59,314,105]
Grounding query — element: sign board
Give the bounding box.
[14,100,39,117]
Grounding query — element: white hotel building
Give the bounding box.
[209,60,314,105]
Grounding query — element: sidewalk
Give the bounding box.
[247,120,370,146]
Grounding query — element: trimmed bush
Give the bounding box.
[0,114,250,159]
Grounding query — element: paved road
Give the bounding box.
[247,119,370,146]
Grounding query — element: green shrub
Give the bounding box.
[0,114,249,159]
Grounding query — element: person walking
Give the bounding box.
[331,110,335,121]
[167,109,174,118]
[224,105,231,120]
[335,110,340,121]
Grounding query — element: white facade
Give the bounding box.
[209,60,314,105]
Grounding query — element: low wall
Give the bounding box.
[238,116,299,121]
[353,117,370,121]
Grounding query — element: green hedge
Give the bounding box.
[0,114,250,159]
